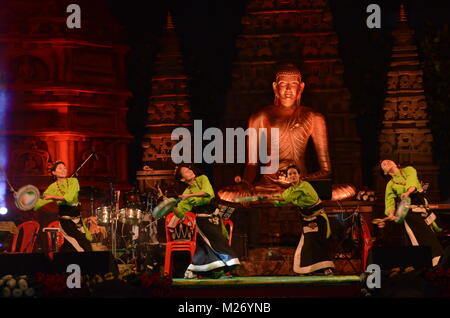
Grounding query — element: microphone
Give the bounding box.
[93,152,99,160]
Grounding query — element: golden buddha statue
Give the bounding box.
[218,63,355,201]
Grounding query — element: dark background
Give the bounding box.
[106,0,450,200]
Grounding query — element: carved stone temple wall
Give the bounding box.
[136,13,192,194]
[214,0,362,190]
[375,5,440,201]
[0,0,132,216]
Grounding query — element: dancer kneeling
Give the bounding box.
[172,165,240,279]
[273,165,334,275]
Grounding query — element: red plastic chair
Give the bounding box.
[45,220,65,257]
[164,212,197,279]
[10,221,40,253]
[222,219,234,247]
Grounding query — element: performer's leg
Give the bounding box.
[60,219,92,252]
[404,213,443,266]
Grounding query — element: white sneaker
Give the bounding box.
[324,268,334,276]
[184,270,197,279]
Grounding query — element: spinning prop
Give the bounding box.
[0,166,41,211]
[232,195,280,203]
[152,198,181,220]
[372,196,411,225]
[14,185,41,211]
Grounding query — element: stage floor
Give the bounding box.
[170,275,363,298]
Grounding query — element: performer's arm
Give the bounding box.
[273,187,298,207]
[306,113,332,179]
[175,175,214,218]
[33,185,55,211]
[402,167,419,198]
[384,182,396,218]
[179,192,209,200]
[62,178,80,204]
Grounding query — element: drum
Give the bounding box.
[119,208,143,225]
[96,206,112,224]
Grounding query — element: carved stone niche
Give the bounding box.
[10,55,49,84]
[274,13,297,33]
[397,98,418,120]
[255,39,273,59]
[273,36,301,59]
[148,101,176,123]
[397,132,433,156]
[262,0,275,10]
[303,62,343,89]
[379,132,396,157]
[276,0,296,10]
[299,0,328,9]
[141,134,177,163]
[322,35,339,56]
[246,0,267,11]
[387,74,399,90]
[399,75,411,89]
[394,73,422,90]
[383,98,397,121]
[301,37,320,57]
[10,138,51,176]
[384,96,428,122]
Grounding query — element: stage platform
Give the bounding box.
[170,275,363,298]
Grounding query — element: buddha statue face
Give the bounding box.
[272,66,305,108]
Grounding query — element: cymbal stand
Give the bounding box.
[111,189,120,258]
[89,192,95,218]
[70,152,95,178]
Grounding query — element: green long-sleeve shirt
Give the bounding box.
[274,181,331,238]
[274,181,319,207]
[33,178,80,211]
[384,166,422,216]
[176,175,215,216]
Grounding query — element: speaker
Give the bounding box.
[52,251,118,276]
[0,253,50,275]
[368,246,432,270]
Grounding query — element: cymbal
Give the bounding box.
[79,186,104,198]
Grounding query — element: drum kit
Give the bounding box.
[89,186,161,260]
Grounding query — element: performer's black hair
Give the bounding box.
[50,161,65,180]
[51,160,65,172]
[174,164,194,183]
[286,165,301,174]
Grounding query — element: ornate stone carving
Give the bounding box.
[11,55,49,83]
[10,138,51,176]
